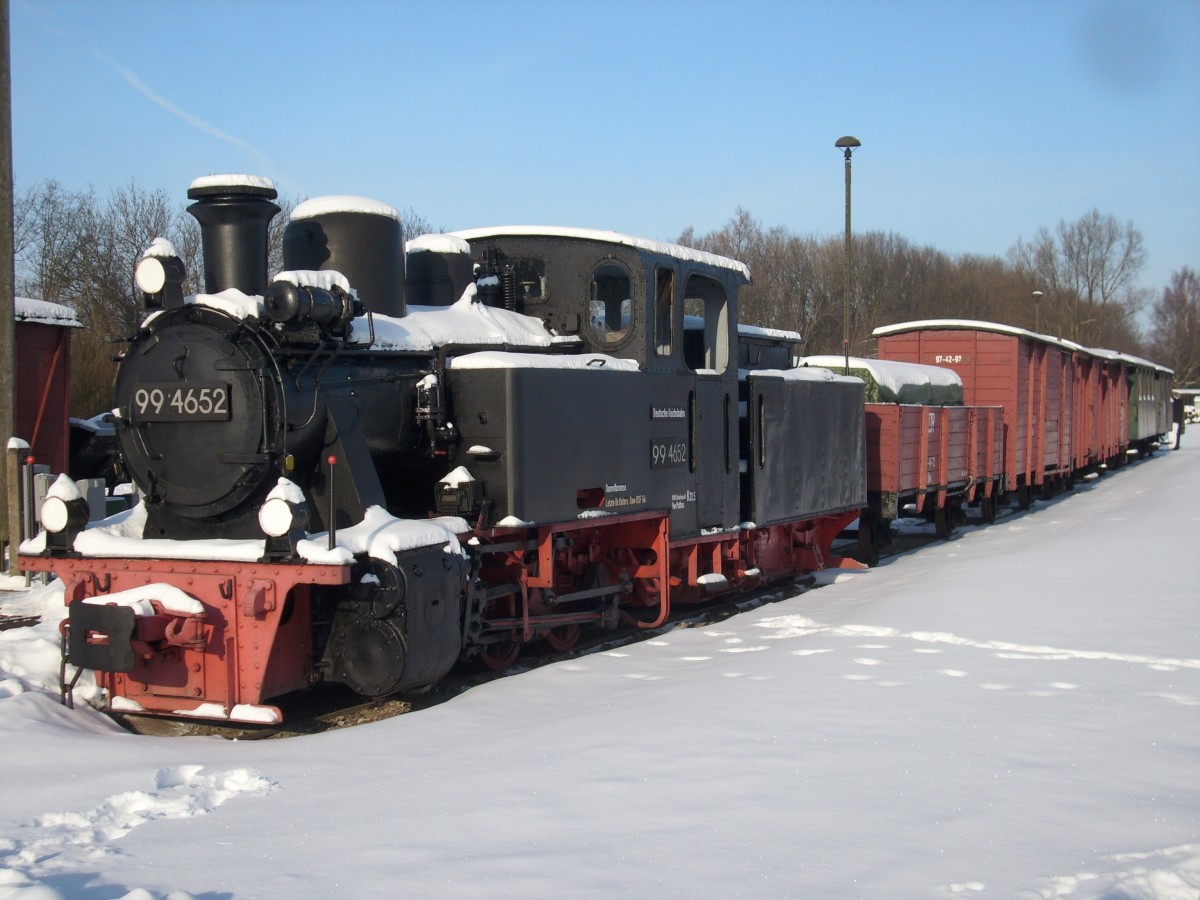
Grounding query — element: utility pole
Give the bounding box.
[835,136,860,373]
[0,0,18,573]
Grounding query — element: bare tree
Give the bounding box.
[14,180,97,307]
[679,209,840,349]
[1149,267,1200,387]
[1009,210,1148,346]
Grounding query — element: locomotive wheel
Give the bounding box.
[538,624,582,653]
[478,641,520,671]
[329,614,407,697]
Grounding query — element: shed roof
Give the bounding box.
[14,297,82,328]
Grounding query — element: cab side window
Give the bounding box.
[654,267,675,358]
[587,262,633,349]
[682,274,729,373]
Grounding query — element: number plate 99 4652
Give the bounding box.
[132,382,230,422]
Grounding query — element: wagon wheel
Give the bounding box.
[934,504,955,540]
[979,495,996,524]
[876,517,893,548]
[856,513,880,566]
[539,624,582,653]
[478,640,520,671]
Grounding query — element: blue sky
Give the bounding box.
[11,0,1200,296]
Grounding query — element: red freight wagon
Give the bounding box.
[873,320,1078,507]
[864,403,1003,537]
[799,356,1002,562]
[13,298,82,475]
[1071,349,1127,473]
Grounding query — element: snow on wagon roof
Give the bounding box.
[449,226,752,281]
[873,319,1172,373]
[1091,347,1173,375]
[872,318,1085,349]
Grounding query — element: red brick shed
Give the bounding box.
[13,297,82,475]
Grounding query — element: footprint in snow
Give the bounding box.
[1,766,274,888]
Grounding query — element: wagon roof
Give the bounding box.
[873,319,1173,375]
[872,318,1084,349]
[1090,347,1173,375]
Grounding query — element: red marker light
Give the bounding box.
[327,455,338,466]
[25,455,35,465]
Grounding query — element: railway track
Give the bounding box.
[114,514,969,740]
[0,613,42,632]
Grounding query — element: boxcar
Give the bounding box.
[874,320,1081,506]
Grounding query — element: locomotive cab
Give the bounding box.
[434,228,750,537]
[431,229,865,540]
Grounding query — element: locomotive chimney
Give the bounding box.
[186,175,280,296]
[283,197,406,318]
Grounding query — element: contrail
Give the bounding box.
[91,50,278,172]
[17,0,304,196]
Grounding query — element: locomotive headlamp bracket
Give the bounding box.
[259,498,310,562]
[135,254,187,311]
[259,497,298,537]
[41,496,90,554]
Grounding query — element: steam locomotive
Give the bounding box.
[21,175,869,724]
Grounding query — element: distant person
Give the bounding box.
[1173,396,1186,449]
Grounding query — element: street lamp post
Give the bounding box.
[1033,290,1043,333]
[835,136,860,373]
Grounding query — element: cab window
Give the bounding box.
[587,262,633,348]
[682,274,729,373]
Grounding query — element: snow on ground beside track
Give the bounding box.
[0,444,1197,899]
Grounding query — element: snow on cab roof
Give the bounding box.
[449,226,752,281]
[292,195,401,221]
[14,297,82,328]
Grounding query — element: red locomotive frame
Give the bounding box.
[24,509,862,724]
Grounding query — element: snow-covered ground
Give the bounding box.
[1,443,1197,899]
